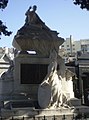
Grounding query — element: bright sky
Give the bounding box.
[0,0,89,47]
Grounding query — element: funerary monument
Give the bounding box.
[0,5,88,119]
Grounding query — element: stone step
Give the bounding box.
[4,100,40,109]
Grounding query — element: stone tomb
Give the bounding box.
[0,5,88,119]
[14,52,50,100]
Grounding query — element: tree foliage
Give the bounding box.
[0,0,12,39]
[0,0,8,9]
[0,20,12,36]
[73,0,89,10]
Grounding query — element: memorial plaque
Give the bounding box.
[21,64,48,84]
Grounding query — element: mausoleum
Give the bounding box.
[0,5,88,119]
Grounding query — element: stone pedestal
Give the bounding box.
[13,52,51,100]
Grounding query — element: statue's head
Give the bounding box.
[33,5,37,11]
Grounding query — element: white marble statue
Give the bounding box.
[38,49,75,109]
[38,50,68,108]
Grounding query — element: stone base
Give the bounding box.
[68,98,81,106]
[0,107,76,118]
[1,103,89,119]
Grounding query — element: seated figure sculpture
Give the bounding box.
[25,5,50,30]
[13,5,64,56]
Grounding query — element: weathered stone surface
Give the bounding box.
[38,82,51,109]
[12,25,64,56]
[12,5,64,56]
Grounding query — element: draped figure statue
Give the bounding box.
[25,5,50,30]
[38,50,64,108]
